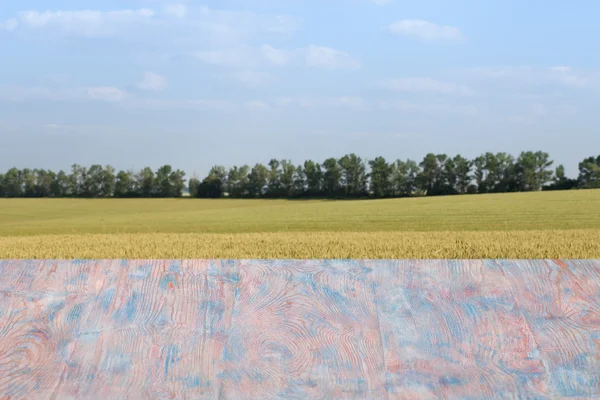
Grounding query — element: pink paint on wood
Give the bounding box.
[0,259,599,399]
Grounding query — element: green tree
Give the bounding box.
[578,155,600,188]
[303,160,323,197]
[101,165,116,197]
[248,163,269,197]
[136,167,155,197]
[453,155,473,194]
[69,164,83,197]
[237,165,251,197]
[188,175,201,197]
[391,159,419,197]
[22,168,36,197]
[4,168,23,197]
[114,170,133,197]
[267,159,281,197]
[195,167,223,198]
[338,154,368,197]
[515,151,554,191]
[417,153,437,195]
[443,157,457,193]
[493,152,517,192]
[322,158,342,197]
[417,153,447,195]
[52,170,69,197]
[474,152,516,193]
[34,169,54,197]
[280,160,295,197]
[546,164,578,191]
[169,169,186,198]
[293,165,306,196]
[369,157,392,198]
[84,165,105,197]
[207,166,227,194]
[227,166,242,197]
[473,156,487,193]
[197,175,223,198]
[155,165,174,197]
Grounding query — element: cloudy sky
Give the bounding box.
[1,0,599,178]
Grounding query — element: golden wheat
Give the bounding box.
[1,230,599,259]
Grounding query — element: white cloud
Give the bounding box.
[192,44,360,70]
[468,66,533,79]
[44,123,133,136]
[378,78,474,95]
[550,66,571,73]
[260,44,293,65]
[505,102,549,124]
[0,84,244,112]
[1,19,18,32]
[386,19,464,41]
[263,15,301,33]
[0,86,53,101]
[0,85,127,102]
[349,131,424,139]
[191,47,260,67]
[164,4,187,19]
[137,72,167,91]
[336,96,366,108]
[191,8,300,44]
[309,129,423,139]
[83,87,128,102]
[47,74,69,84]
[277,96,366,109]
[381,100,478,116]
[121,97,236,112]
[244,101,271,111]
[304,45,361,69]
[180,99,235,111]
[221,70,276,87]
[3,5,298,44]
[504,101,579,125]
[468,66,598,88]
[550,66,590,87]
[506,115,535,124]
[11,9,155,36]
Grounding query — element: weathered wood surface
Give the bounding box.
[0,260,599,399]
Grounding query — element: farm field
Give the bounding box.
[0,189,599,258]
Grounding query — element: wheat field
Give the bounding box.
[1,190,599,258]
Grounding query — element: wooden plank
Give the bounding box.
[218,260,386,399]
[1,260,600,399]
[372,260,549,399]
[0,260,238,399]
[500,260,600,398]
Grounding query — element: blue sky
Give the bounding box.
[1,0,598,178]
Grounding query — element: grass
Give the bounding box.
[0,190,599,258]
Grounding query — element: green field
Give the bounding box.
[1,190,599,258]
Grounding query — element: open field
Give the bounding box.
[1,190,599,258]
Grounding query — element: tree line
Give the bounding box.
[0,152,599,199]
[193,151,599,198]
[0,164,186,198]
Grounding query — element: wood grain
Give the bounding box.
[0,260,599,399]
[219,260,385,399]
[500,260,600,398]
